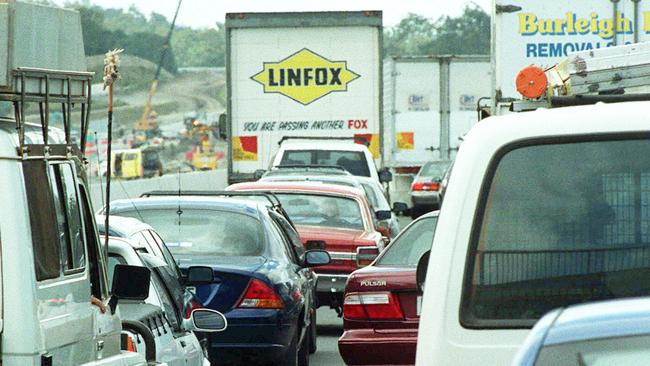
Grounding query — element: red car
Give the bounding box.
[227,181,385,313]
[338,211,438,366]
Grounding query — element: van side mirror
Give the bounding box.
[379,169,393,183]
[375,210,392,221]
[109,265,151,313]
[392,202,408,214]
[186,266,214,285]
[183,309,227,333]
[304,250,331,267]
[416,250,430,294]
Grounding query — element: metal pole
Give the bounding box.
[104,83,113,254]
[439,58,451,161]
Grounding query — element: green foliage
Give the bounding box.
[383,4,490,56]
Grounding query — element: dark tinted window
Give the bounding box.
[281,150,371,177]
[463,138,650,327]
[24,160,60,280]
[377,217,436,267]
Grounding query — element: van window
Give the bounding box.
[280,150,371,177]
[462,138,650,328]
[49,164,85,272]
[23,160,60,280]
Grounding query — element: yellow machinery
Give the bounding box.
[191,134,218,170]
[111,149,143,179]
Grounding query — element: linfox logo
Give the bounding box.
[251,48,360,105]
[360,280,386,287]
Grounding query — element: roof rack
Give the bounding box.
[273,164,348,171]
[277,136,370,146]
[140,190,284,207]
[0,67,94,158]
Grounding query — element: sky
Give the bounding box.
[59,0,491,28]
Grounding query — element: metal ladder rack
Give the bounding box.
[0,67,94,157]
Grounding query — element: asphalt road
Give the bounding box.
[310,215,414,366]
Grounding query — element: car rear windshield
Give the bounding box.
[280,150,371,177]
[420,161,450,179]
[376,216,437,266]
[275,194,364,230]
[116,209,265,257]
[462,138,650,328]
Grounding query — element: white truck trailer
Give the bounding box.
[225,11,383,184]
[383,56,491,206]
[492,0,650,110]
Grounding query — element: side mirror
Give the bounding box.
[392,202,408,214]
[378,169,393,183]
[416,250,430,294]
[375,210,392,221]
[254,169,266,180]
[304,250,331,267]
[110,265,151,313]
[186,266,214,285]
[183,309,227,333]
[357,246,380,267]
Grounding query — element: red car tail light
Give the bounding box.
[343,292,404,320]
[411,182,440,191]
[237,278,285,309]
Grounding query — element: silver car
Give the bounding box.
[409,161,451,218]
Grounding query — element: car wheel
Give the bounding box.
[309,309,317,354]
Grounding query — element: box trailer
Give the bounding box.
[492,0,650,108]
[383,56,491,206]
[225,11,383,184]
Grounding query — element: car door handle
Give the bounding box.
[96,340,105,352]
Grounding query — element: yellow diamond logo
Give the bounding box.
[251,48,360,105]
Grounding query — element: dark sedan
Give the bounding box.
[106,193,329,366]
[338,211,438,366]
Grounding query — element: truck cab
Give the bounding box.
[416,101,650,365]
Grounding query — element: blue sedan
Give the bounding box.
[105,193,329,366]
[512,297,650,366]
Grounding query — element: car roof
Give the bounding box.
[543,297,650,346]
[260,174,362,187]
[96,214,153,239]
[108,195,266,218]
[107,235,148,254]
[228,181,367,198]
[279,141,370,152]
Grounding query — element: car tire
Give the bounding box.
[309,309,317,354]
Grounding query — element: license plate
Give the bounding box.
[416,295,422,316]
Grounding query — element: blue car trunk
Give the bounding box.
[178,255,267,312]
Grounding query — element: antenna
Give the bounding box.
[176,166,183,229]
[102,49,123,255]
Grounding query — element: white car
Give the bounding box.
[416,101,650,365]
[271,140,390,184]
[108,236,227,366]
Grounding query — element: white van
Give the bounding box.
[416,101,650,365]
[271,140,390,184]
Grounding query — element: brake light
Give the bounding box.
[184,298,202,319]
[237,279,284,309]
[411,182,440,191]
[343,292,403,320]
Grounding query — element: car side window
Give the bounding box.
[79,184,108,299]
[265,216,294,262]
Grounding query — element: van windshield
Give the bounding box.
[463,138,650,327]
[280,150,371,177]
